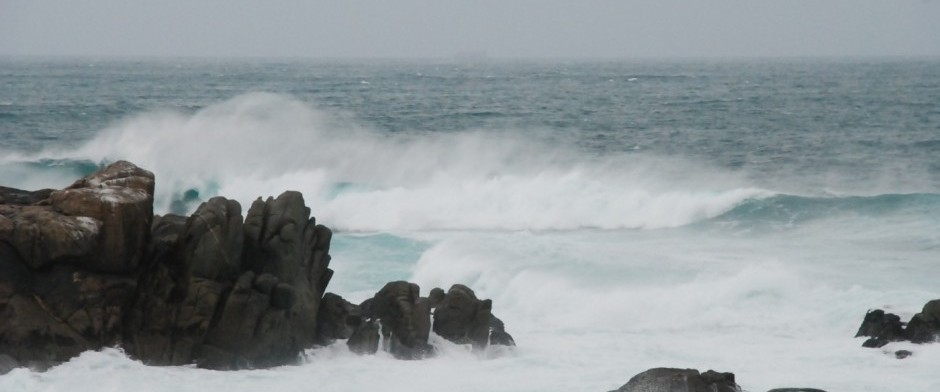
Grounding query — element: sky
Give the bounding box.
[1,0,938,59]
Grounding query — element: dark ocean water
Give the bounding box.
[1,58,939,392]
[2,58,939,192]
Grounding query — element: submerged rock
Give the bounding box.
[610,368,741,392]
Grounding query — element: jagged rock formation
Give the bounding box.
[0,161,515,371]
[610,368,741,392]
[340,282,516,359]
[855,299,940,349]
[124,192,334,369]
[433,284,514,350]
[0,161,333,369]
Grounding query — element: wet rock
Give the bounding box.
[855,309,905,348]
[125,192,334,369]
[368,281,432,359]
[0,353,20,375]
[489,315,515,346]
[905,299,940,344]
[316,293,361,344]
[0,186,53,206]
[433,284,514,350]
[347,320,380,355]
[856,299,940,349]
[894,350,913,359]
[611,368,741,392]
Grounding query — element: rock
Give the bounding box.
[0,186,53,206]
[316,293,361,344]
[905,299,940,344]
[48,160,154,273]
[611,368,741,392]
[856,299,940,349]
[125,192,335,369]
[0,162,151,366]
[0,353,19,375]
[347,320,380,355]
[489,315,515,346]
[178,197,243,281]
[855,309,904,348]
[433,284,514,350]
[368,281,432,359]
[895,350,913,359]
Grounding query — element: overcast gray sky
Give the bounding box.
[1,0,938,59]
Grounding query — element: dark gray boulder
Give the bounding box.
[905,299,940,344]
[347,320,380,355]
[611,368,741,392]
[855,309,905,348]
[368,281,432,359]
[315,293,361,344]
[433,284,514,350]
[856,299,940,349]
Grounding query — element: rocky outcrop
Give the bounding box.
[1,161,514,370]
[610,368,741,392]
[0,161,153,368]
[855,299,940,349]
[0,162,336,370]
[343,282,516,359]
[355,281,433,359]
[433,284,515,350]
[124,192,334,369]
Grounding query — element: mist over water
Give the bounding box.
[1,59,939,391]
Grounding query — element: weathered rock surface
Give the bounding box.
[124,192,334,369]
[0,161,152,368]
[0,186,52,206]
[0,162,336,370]
[433,284,515,350]
[1,162,515,370]
[610,368,741,392]
[366,281,433,359]
[855,299,940,349]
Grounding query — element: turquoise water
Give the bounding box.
[1,58,939,391]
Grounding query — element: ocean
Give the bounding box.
[0,57,938,391]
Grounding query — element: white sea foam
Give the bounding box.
[2,93,939,392]
[17,93,768,231]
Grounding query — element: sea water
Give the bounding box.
[0,58,939,391]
